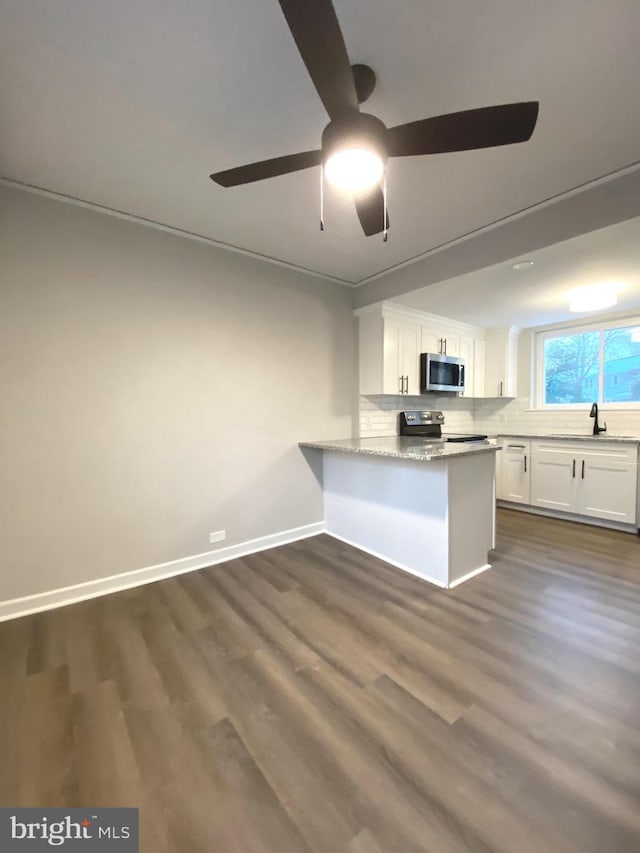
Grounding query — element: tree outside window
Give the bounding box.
[542,324,640,405]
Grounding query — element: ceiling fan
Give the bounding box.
[210,0,539,238]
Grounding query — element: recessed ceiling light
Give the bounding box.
[631,327,640,343]
[512,260,534,270]
[568,283,618,313]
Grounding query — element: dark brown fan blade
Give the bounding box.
[387,102,539,157]
[210,150,321,187]
[354,185,389,237]
[278,0,359,119]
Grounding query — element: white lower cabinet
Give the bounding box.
[528,440,638,525]
[497,440,531,504]
[577,453,638,523]
[530,446,577,512]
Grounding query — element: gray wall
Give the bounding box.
[0,186,357,601]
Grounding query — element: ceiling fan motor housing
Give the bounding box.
[321,113,388,167]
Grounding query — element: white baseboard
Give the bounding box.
[326,532,492,590]
[324,531,448,588]
[497,500,639,533]
[448,563,492,589]
[0,521,325,623]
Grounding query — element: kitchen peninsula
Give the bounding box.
[299,436,501,588]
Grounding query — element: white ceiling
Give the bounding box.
[1,1,640,284]
[395,216,640,328]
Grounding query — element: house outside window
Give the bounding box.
[536,319,640,408]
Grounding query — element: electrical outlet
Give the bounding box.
[209,529,226,545]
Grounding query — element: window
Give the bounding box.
[537,320,640,407]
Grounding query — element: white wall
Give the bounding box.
[0,186,357,601]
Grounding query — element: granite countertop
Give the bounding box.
[299,436,501,462]
[497,432,640,444]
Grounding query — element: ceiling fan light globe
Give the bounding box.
[324,148,384,192]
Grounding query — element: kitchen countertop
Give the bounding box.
[299,436,501,461]
[496,432,640,444]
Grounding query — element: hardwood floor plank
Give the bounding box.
[14,666,75,806]
[197,651,361,853]
[206,564,321,672]
[453,703,640,852]
[194,717,313,853]
[1,508,639,852]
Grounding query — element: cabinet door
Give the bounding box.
[440,333,459,357]
[578,457,638,524]
[473,338,486,397]
[458,335,475,397]
[421,327,442,355]
[382,320,404,394]
[530,447,578,512]
[483,328,518,397]
[402,324,421,395]
[498,443,531,503]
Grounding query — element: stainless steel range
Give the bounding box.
[399,410,488,443]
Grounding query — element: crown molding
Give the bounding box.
[0,177,354,288]
[352,159,640,289]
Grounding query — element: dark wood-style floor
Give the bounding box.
[1,509,640,852]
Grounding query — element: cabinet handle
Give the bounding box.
[507,444,525,449]
[572,459,576,478]
[524,455,527,473]
[443,338,447,355]
[403,375,408,394]
[499,380,504,397]
[399,376,403,394]
[581,460,585,479]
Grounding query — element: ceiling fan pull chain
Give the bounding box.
[320,164,325,231]
[383,170,388,242]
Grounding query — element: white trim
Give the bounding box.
[497,500,638,533]
[353,160,640,287]
[0,522,325,623]
[0,177,352,288]
[325,531,448,588]
[448,563,492,588]
[353,300,484,336]
[326,531,492,589]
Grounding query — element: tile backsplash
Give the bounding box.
[473,397,640,437]
[360,395,640,438]
[360,395,475,437]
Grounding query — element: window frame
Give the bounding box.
[534,315,640,410]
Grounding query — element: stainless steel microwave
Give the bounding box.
[420,352,465,393]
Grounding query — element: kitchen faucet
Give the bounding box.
[589,403,607,435]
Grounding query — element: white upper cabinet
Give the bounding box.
[458,335,476,397]
[482,327,520,398]
[420,323,459,358]
[358,304,421,395]
[356,302,485,397]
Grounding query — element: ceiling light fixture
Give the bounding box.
[512,260,534,270]
[322,114,388,193]
[568,283,618,313]
[324,148,384,191]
